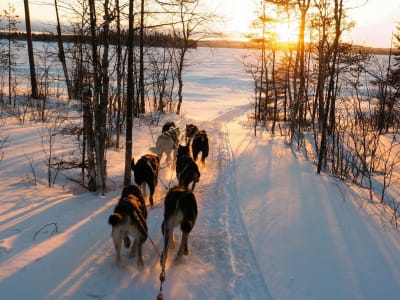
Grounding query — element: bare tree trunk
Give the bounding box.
[83,88,97,191]
[88,0,105,192]
[139,0,145,114]
[96,0,111,193]
[54,0,72,100]
[23,0,38,99]
[115,0,122,149]
[296,0,310,127]
[317,0,344,174]
[124,0,135,186]
[271,47,278,134]
[176,49,185,115]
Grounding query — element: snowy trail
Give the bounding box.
[134,118,272,300]
[214,121,272,299]
[1,109,400,299]
[23,115,272,300]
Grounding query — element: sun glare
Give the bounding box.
[275,23,298,43]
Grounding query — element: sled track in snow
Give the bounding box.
[218,123,272,300]
[199,121,271,299]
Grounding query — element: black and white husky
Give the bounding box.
[160,185,198,266]
[108,185,148,268]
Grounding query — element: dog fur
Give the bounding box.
[185,123,199,145]
[162,121,176,133]
[160,185,198,265]
[108,185,148,268]
[192,130,209,165]
[176,144,200,191]
[150,127,181,166]
[131,154,160,207]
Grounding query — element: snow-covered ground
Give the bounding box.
[0,47,399,300]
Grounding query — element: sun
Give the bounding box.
[275,23,298,43]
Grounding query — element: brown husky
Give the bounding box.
[108,185,147,268]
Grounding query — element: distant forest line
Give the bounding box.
[2,31,398,55]
[0,30,197,49]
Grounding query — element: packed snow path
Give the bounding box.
[1,108,400,299]
[135,118,273,300]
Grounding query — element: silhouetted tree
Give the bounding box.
[23,0,38,99]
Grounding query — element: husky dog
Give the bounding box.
[176,144,200,191]
[150,127,181,166]
[131,154,160,207]
[185,123,199,145]
[160,185,198,265]
[108,185,147,268]
[192,130,209,165]
[162,121,176,133]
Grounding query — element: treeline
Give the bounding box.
[244,0,400,226]
[0,30,197,48]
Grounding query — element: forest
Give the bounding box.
[1,0,400,225]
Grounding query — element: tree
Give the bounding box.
[54,0,73,100]
[389,24,400,123]
[124,0,135,186]
[0,2,24,105]
[157,0,216,115]
[138,0,146,114]
[23,0,38,99]
[317,0,351,173]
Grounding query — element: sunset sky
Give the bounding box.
[1,0,399,48]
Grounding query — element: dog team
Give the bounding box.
[108,122,210,269]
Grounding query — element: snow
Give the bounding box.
[1,47,400,300]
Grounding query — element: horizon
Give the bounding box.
[1,0,399,49]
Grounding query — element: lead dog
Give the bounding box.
[162,121,176,133]
[108,185,147,268]
[185,123,199,145]
[192,130,209,165]
[176,144,200,191]
[131,154,160,207]
[160,185,198,266]
[150,127,181,166]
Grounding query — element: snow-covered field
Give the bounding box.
[0,47,399,300]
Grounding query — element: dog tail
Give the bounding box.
[108,213,123,226]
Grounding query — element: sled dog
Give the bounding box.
[150,127,181,166]
[162,121,176,133]
[185,123,199,145]
[176,144,200,191]
[192,130,209,165]
[108,185,147,268]
[160,185,198,265]
[131,153,160,206]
